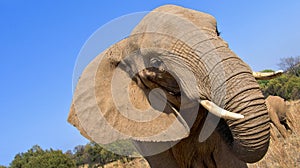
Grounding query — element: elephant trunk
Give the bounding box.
[229,96,270,163]
[207,48,270,163]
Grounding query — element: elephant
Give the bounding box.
[68,5,272,168]
[265,95,292,138]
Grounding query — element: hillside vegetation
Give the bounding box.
[6,142,136,168]
[258,56,300,100]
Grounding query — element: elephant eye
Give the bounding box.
[149,58,165,72]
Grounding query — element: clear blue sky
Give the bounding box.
[1,1,300,166]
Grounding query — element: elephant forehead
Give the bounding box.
[131,4,217,38]
[153,5,217,30]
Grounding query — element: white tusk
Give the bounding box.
[253,70,284,80]
[199,100,244,120]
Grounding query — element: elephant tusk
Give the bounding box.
[276,70,284,74]
[253,70,284,80]
[199,100,244,120]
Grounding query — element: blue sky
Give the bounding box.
[1,1,300,166]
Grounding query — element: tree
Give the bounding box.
[24,150,76,168]
[10,145,44,168]
[70,141,136,167]
[9,142,138,168]
[72,145,88,166]
[9,145,76,168]
[278,56,300,76]
[259,73,300,100]
[259,57,300,100]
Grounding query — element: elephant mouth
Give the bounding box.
[135,67,182,108]
[135,67,245,120]
[139,68,180,94]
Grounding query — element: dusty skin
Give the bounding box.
[69,5,273,168]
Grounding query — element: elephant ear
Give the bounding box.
[68,36,190,144]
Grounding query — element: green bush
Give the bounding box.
[258,73,300,100]
[9,142,137,168]
[71,141,135,167]
[9,145,76,168]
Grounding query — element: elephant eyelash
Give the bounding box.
[216,26,221,36]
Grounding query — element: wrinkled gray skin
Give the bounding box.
[125,5,270,168]
[265,96,292,138]
[69,5,271,168]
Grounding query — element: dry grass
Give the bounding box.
[248,100,300,168]
[90,158,149,168]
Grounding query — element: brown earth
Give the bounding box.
[94,100,300,168]
[78,158,149,168]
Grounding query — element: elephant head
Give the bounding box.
[68,5,270,166]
